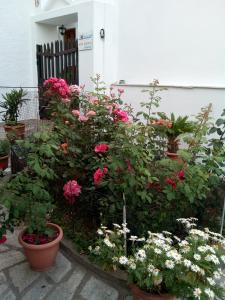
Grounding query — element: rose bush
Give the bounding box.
[0,76,224,248]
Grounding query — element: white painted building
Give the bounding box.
[0,0,224,119]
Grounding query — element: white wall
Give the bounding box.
[0,0,34,86]
[117,0,225,87]
[117,84,225,120]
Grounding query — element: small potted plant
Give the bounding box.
[0,88,28,139]
[154,113,195,161]
[0,139,10,170]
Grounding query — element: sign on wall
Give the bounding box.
[78,32,93,51]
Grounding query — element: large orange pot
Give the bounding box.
[18,223,63,272]
[0,155,9,170]
[130,285,174,300]
[4,123,25,140]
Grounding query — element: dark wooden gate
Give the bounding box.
[36,40,79,118]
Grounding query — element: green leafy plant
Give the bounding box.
[0,88,28,125]
[91,219,225,299]
[0,139,10,157]
[0,129,59,240]
[156,112,195,153]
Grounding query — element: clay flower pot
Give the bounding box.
[130,285,174,300]
[0,155,9,170]
[4,123,25,140]
[166,152,183,164]
[18,223,63,272]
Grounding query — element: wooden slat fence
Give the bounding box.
[36,40,79,86]
[36,40,79,118]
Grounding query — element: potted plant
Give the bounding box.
[0,88,28,139]
[153,113,195,161]
[0,130,63,271]
[90,219,225,300]
[0,139,10,170]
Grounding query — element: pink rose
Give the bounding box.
[113,109,129,123]
[61,98,71,104]
[86,110,96,117]
[95,144,109,153]
[79,115,89,122]
[118,88,125,94]
[63,180,82,204]
[106,105,113,114]
[72,110,80,117]
[69,85,82,95]
[93,167,108,186]
[89,96,99,105]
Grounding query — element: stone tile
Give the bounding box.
[5,229,22,248]
[0,245,9,253]
[9,262,39,292]
[22,277,52,300]
[0,250,25,271]
[2,290,16,300]
[46,252,72,283]
[80,277,119,300]
[47,267,86,300]
[0,272,8,294]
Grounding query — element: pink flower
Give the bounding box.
[113,109,129,123]
[0,235,7,244]
[79,115,89,122]
[61,98,71,104]
[126,159,133,173]
[69,85,82,95]
[72,110,80,117]
[95,144,109,153]
[89,96,99,105]
[165,177,177,189]
[118,88,125,94]
[63,180,82,204]
[178,170,185,180]
[93,167,108,186]
[105,105,113,114]
[86,110,96,117]
[44,77,70,98]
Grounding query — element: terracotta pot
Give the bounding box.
[4,123,25,140]
[130,285,174,300]
[18,223,63,272]
[166,152,183,164]
[0,155,9,170]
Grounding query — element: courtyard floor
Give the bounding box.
[0,229,131,300]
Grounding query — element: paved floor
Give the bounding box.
[0,229,131,300]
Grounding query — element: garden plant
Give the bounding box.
[0,77,224,283]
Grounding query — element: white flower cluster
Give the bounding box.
[193,287,215,299]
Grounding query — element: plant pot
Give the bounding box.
[4,123,25,140]
[0,155,9,170]
[166,152,183,164]
[18,223,63,272]
[167,138,179,153]
[130,285,174,300]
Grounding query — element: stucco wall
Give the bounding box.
[116,84,225,120]
[116,0,225,87]
[0,0,34,87]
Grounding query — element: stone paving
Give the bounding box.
[0,229,131,300]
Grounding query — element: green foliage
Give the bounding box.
[157,112,195,139]
[0,139,10,156]
[0,128,58,237]
[90,220,225,299]
[0,88,28,125]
